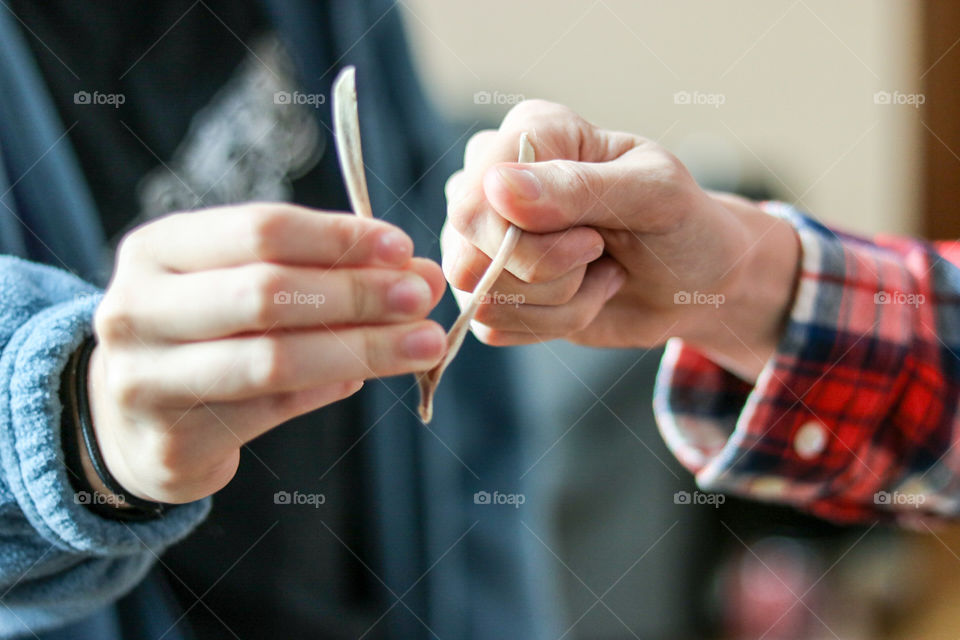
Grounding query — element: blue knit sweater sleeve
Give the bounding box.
[0,255,209,637]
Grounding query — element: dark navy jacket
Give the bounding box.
[0,1,553,638]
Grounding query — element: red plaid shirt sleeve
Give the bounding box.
[653,202,960,524]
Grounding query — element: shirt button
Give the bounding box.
[793,421,827,459]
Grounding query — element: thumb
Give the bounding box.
[482,151,663,233]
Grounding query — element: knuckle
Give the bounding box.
[640,150,688,192]
[472,299,495,324]
[150,433,192,483]
[554,160,596,206]
[267,390,303,415]
[447,195,482,237]
[446,255,483,292]
[656,154,684,183]
[104,356,149,408]
[504,99,567,123]
[147,428,238,493]
[470,322,512,347]
[470,322,495,345]
[552,159,608,225]
[444,171,465,202]
[347,269,373,320]
[359,326,386,372]
[463,130,495,163]
[556,273,585,305]
[149,467,185,499]
[193,452,240,495]
[516,259,556,284]
[247,207,291,260]
[244,267,289,329]
[473,297,514,327]
[249,337,292,388]
[569,304,597,333]
[439,220,457,255]
[327,214,366,254]
[93,296,133,342]
[115,227,150,266]
[502,101,586,150]
[147,436,215,496]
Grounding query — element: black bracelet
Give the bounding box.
[62,336,168,521]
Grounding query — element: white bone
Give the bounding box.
[332,66,374,219]
[333,67,534,423]
[417,133,535,422]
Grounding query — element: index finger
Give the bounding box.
[129,203,415,273]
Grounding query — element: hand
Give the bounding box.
[88,203,447,504]
[442,100,800,381]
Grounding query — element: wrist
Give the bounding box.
[85,345,156,504]
[73,418,132,509]
[60,339,137,515]
[683,194,801,382]
[64,339,168,519]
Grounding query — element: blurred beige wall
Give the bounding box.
[401,0,923,235]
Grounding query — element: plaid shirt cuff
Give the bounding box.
[654,202,957,524]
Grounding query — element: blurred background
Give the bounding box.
[400,1,960,638]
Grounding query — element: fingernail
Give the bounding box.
[578,244,604,266]
[387,276,431,314]
[402,325,446,360]
[496,167,542,201]
[377,230,413,264]
[605,268,627,302]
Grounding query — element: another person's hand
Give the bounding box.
[88,203,447,504]
[442,100,800,381]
